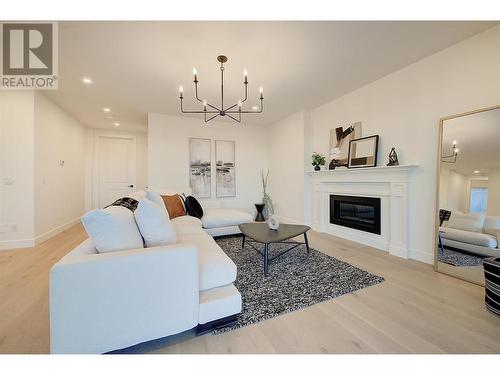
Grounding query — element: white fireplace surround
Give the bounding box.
[308,165,418,259]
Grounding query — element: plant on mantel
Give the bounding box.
[311,152,326,171]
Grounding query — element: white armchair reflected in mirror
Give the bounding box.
[436,105,500,285]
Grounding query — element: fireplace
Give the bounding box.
[329,195,381,235]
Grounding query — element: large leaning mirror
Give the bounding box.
[436,105,500,285]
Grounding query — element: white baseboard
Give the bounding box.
[0,238,35,251]
[0,217,81,251]
[34,217,81,246]
[411,248,434,265]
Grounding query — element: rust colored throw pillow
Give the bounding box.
[161,194,186,219]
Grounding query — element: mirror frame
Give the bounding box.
[434,104,500,285]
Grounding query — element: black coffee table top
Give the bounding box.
[239,222,310,244]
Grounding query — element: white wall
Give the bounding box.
[487,168,500,216]
[439,166,468,212]
[438,165,450,210]
[148,113,268,213]
[34,93,86,242]
[0,92,35,249]
[84,128,148,211]
[266,25,500,264]
[445,170,467,212]
[267,111,306,223]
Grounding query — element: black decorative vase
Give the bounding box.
[314,165,320,171]
[255,203,266,222]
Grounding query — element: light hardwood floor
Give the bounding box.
[1,224,499,354]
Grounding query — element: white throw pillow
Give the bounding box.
[134,198,176,247]
[146,190,166,214]
[81,206,144,253]
[448,211,485,232]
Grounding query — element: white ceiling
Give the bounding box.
[45,21,498,131]
[442,107,500,176]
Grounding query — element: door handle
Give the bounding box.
[128,185,134,188]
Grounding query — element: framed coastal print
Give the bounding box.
[348,135,379,168]
[215,140,236,197]
[189,138,211,198]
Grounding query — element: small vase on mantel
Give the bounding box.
[314,165,320,171]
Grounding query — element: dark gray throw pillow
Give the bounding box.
[183,195,203,219]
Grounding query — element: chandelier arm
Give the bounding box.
[226,113,241,123]
[182,110,220,114]
[181,99,219,113]
[194,82,220,111]
[441,155,457,163]
[205,113,220,122]
[226,98,264,114]
[224,83,249,112]
[441,144,458,158]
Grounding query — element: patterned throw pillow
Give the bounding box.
[105,197,139,212]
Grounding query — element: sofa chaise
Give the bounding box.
[440,211,500,257]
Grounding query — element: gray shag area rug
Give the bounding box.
[437,247,484,267]
[211,236,384,334]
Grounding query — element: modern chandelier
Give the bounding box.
[179,55,264,123]
[441,140,459,163]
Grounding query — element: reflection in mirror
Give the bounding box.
[437,106,500,285]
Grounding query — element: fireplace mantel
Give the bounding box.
[307,165,418,181]
[307,165,418,259]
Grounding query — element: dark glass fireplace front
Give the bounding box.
[329,195,381,235]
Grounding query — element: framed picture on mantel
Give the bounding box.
[347,135,379,168]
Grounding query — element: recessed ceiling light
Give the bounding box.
[252,106,258,110]
[103,107,111,113]
[82,77,93,84]
[113,122,120,127]
[474,170,480,174]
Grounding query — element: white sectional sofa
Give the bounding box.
[440,211,500,257]
[50,210,242,354]
[202,207,254,237]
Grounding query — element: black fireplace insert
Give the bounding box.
[329,195,381,235]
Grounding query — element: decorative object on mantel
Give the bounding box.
[387,147,399,166]
[254,203,265,222]
[267,215,280,230]
[329,122,362,168]
[261,170,274,219]
[312,152,326,171]
[347,135,379,168]
[441,140,459,163]
[178,55,264,123]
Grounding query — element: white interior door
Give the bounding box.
[98,136,136,208]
